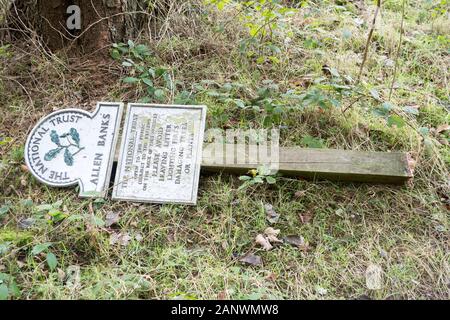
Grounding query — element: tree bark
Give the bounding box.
[8,0,150,54]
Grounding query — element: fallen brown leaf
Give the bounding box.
[255,234,273,250]
[436,124,450,134]
[299,211,313,224]
[294,190,306,198]
[105,211,120,227]
[239,253,262,266]
[217,290,227,300]
[407,155,416,172]
[135,233,143,242]
[264,227,282,244]
[365,264,383,290]
[266,272,277,282]
[264,203,279,224]
[289,76,313,89]
[110,232,132,246]
[57,268,66,282]
[283,235,309,251]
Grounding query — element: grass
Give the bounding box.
[0,0,449,299]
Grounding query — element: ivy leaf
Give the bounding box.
[50,130,60,146]
[342,29,352,39]
[35,204,53,212]
[206,90,223,97]
[134,44,150,56]
[387,115,406,128]
[138,65,148,73]
[233,99,245,108]
[69,128,80,146]
[142,78,153,87]
[81,191,103,198]
[64,148,74,166]
[419,127,430,136]
[163,73,173,90]
[44,148,61,161]
[92,216,105,227]
[31,242,52,256]
[148,68,156,78]
[123,77,139,83]
[46,252,57,271]
[253,176,264,184]
[174,91,196,105]
[20,199,33,207]
[257,166,271,176]
[373,102,392,117]
[0,242,11,255]
[403,105,419,115]
[139,96,151,103]
[155,68,167,77]
[266,176,276,184]
[0,204,10,217]
[154,89,165,101]
[8,280,20,297]
[48,209,68,222]
[300,135,324,148]
[369,89,381,101]
[0,284,8,300]
[110,49,120,60]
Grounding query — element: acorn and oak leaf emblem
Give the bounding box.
[44,128,84,166]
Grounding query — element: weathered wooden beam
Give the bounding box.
[114,144,413,185]
[200,144,413,184]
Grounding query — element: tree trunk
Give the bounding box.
[8,0,151,54]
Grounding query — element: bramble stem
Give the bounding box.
[357,0,382,84]
[388,0,406,101]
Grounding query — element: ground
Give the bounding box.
[0,0,449,299]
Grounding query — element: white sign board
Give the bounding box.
[112,103,207,205]
[25,102,123,197]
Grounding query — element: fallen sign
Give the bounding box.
[25,103,208,205]
[25,102,414,205]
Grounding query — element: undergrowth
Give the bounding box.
[0,0,448,300]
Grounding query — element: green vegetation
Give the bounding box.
[0,0,449,299]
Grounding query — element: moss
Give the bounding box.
[417,105,450,128]
[0,229,33,246]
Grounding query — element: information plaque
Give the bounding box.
[112,104,207,205]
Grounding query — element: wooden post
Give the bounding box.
[114,143,414,184]
[202,144,413,184]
